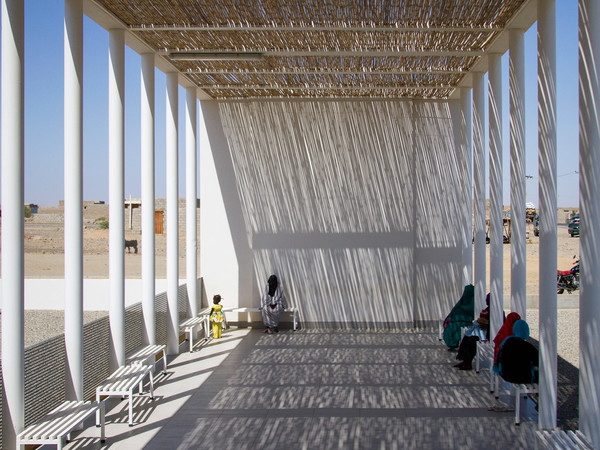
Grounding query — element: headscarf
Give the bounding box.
[512,320,530,340]
[267,275,278,297]
[493,311,521,359]
[442,284,475,348]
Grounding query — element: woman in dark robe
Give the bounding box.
[495,319,539,384]
[260,275,286,334]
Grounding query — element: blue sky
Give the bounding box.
[5,1,581,207]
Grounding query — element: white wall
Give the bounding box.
[0,279,187,311]
[200,99,463,326]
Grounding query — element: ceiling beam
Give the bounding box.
[450,0,537,98]
[130,24,501,33]
[164,49,483,58]
[185,68,466,75]
[84,0,213,98]
[197,84,455,91]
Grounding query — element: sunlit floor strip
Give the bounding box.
[65,329,250,449]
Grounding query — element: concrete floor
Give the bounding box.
[65,327,538,449]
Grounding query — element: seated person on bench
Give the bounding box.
[454,293,490,370]
[442,284,475,349]
[260,274,286,334]
[495,319,539,384]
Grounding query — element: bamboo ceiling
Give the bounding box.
[94,0,527,99]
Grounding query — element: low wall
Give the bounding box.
[0,278,202,448]
[0,279,188,311]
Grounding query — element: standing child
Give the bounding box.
[210,294,224,339]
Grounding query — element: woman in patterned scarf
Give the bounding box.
[260,275,287,334]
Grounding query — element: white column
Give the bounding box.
[141,53,155,345]
[579,0,600,445]
[1,0,24,446]
[509,29,527,320]
[64,0,84,402]
[166,72,179,354]
[186,87,198,317]
[472,71,486,314]
[538,0,558,430]
[108,29,125,370]
[488,53,503,340]
[460,88,473,286]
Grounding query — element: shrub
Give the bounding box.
[95,217,109,229]
[24,205,32,218]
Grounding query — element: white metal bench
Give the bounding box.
[96,364,154,427]
[17,400,105,449]
[180,315,210,352]
[535,430,593,449]
[223,307,299,330]
[514,383,538,425]
[126,344,167,373]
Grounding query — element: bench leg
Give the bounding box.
[149,370,155,399]
[100,401,106,443]
[162,349,168,373]
[129,388,134,426]
[293,310,298,331]
[96,392,101,427]
[190,329,194,352]
[515,387,521,425]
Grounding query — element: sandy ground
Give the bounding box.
[11,209,581,282]
[9,207,192,278]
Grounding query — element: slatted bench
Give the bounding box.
[515,383,538,425]
[17,400,105,449]
[96,364,154,427]
[126,344,167,373]
[535,430,593,449]
[223,307,299,330]
[180,315,210,352]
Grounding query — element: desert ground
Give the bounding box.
[11,206,580,289]
[10,205,191,278]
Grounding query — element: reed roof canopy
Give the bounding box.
[91,0,531,100]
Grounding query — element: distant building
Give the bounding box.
[124,198,200,234]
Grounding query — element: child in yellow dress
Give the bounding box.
[210,294,224,339]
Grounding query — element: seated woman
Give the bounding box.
[443,284,475,349]
[496,319,539,384]
[260,274,287,334]
[492,311,522,370]
[454,294,490,370]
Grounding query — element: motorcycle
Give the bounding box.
[557,256,580,294]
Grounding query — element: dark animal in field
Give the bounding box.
[125,239,138,253]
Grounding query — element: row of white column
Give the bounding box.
[460,0,600,442]
[1,0,199,447]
